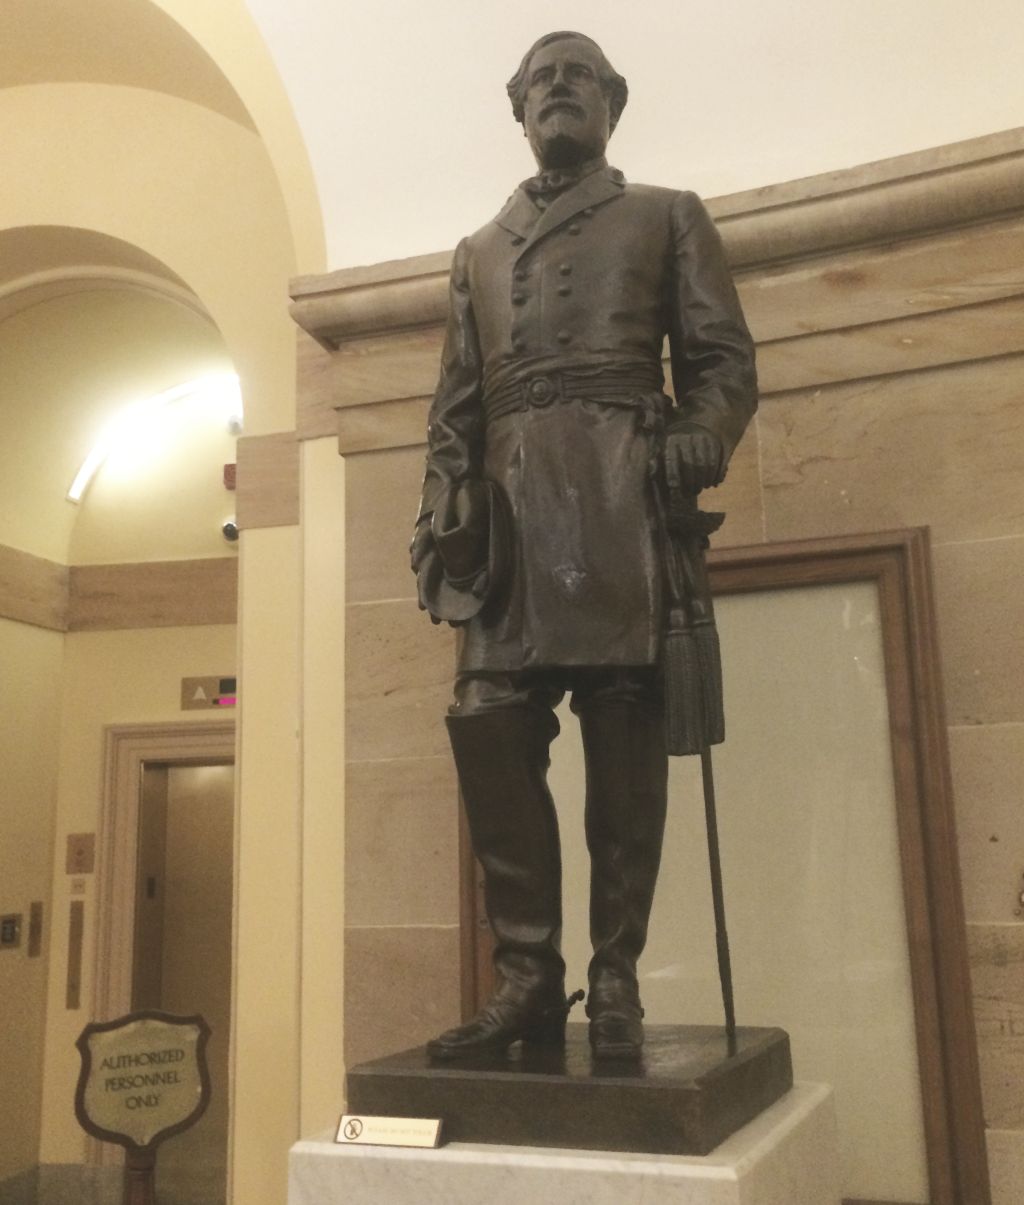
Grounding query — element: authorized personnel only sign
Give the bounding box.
[75,1012,210,1151]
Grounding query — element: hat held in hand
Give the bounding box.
[417,479,510,624]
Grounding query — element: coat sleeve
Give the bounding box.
[667,191,758,464]
[416,237,485,524]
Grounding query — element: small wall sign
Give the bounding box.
[181,676,237,710]
[335,1113,442,1149]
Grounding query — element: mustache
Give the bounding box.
[539,99,586,121]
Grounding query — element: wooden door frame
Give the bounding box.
[90,719,235,1167]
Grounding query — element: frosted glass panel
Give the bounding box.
[550,581,929,1204]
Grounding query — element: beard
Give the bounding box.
[528,115,605,168]
[536,131,593,168]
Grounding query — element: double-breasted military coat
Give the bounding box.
[418,162,758,673]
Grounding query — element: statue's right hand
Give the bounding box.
[409,519,434,574]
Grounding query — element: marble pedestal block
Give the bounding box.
[289,1082,839,1205]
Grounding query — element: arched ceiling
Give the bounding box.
[4,0,255,130]
[0,286,234,565]
[0,226,201,326]
[0,227,184,288]
[0,0,323,570]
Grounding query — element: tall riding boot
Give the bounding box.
[578,701,668,1058]
[427,707,579,1058]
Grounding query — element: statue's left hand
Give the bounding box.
[409,518,435,574]
[664,423,725,495]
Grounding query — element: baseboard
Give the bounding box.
[23,1164,121,1205]
[0,1167,36,1205]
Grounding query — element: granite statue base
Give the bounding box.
[346,1023,792,1156]
[289,1081,839,1205]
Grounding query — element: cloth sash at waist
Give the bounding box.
[483,362,664,423]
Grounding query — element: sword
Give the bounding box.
[701,744,737,1055]
[660,480,737,1055]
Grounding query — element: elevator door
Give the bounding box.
[133,761,233,1205]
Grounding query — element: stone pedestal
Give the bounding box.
[289,1082,840,1205]
[347,1023,792,1155]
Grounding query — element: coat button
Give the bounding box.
[514,270,528,282]
[558,263,572,275]
[535,198,548,210]
[513,339,526,353]
[557,284,572,297]
[556,330,572,344]
[511,292,526,305]
[583,207,594,216]
[568,223,581,235]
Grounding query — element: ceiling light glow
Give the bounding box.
[67,373,242,504]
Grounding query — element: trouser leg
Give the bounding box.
[572,668,668,1057]
[428,672,577,1058]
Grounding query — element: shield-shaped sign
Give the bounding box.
[75,1011,211,1152]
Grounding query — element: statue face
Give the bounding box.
[522,38,611,168]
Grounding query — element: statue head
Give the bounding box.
[506,32,628,169]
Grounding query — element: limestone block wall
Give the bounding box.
[342,445,462,1065]
[290,128,1024,1197]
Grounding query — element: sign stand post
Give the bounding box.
[123,1146,157,1205]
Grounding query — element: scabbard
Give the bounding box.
[661,490,725,756]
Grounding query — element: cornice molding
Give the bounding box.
[290,128,1024,349]
[712,128,1024,269]
[290,251,452,349]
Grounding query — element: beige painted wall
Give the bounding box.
[232,524,301,1205]
[38,624,237,1165]
[0,619,62,1183]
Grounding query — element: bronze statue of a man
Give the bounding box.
[411,31,757,1059]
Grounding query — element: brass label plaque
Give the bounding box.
[335,1113,442,1149]
[76,1012,210,1150]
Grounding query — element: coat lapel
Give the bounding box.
[492,167,627,256]
[493,190,540,241]
[517,167,625,259]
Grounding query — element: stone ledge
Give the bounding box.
[290,128,1024,348]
